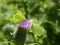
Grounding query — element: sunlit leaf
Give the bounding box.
[32,25,46,37]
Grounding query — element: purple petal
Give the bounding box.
[18,20,32,29]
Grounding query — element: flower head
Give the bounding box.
[18,20,32,29]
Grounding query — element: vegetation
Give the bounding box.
[0,0,60,45]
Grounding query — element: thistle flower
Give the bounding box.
[18,20,32,29]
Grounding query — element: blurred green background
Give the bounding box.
[0,0,60,45]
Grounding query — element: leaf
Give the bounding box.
[0,31,7,41]
[32,25,46,37]
[11,10,26,24]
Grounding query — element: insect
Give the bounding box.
[11,10,26,24]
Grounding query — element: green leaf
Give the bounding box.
[32,25,46,37]
[0,31,7,41]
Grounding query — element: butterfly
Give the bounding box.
[11,10,26,24]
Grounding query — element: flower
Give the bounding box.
[18,20,32,29]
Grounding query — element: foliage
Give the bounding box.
[0,0,60,45]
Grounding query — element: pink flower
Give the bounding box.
[18,20,32,29]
